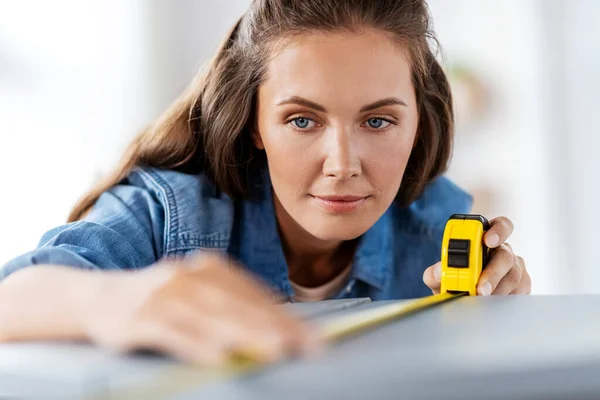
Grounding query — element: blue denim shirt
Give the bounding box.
[0,167,471,301]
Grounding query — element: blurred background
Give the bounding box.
[0,0,597,294]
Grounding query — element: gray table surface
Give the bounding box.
[1,295,599,400]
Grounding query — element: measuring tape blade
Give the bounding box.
[322,291,464,341]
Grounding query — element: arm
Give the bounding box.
[1,181,165,279]
[0,265,109,342]
[0,176,318,363]
[0,255,319,365]
[0,176,164,341]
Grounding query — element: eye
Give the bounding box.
[290,117,316,130]
[365,118,391,129]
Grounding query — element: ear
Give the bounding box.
[412,127,420,150]
[252,124,265,150]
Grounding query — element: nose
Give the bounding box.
[322,126,361,180]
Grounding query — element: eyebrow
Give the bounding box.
[276,96,408,113]
[360,97,408,112]
[277,96,327,112]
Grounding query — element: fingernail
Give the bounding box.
[433,263,441,282]
[478,281,493,296]
[486,233,500,247]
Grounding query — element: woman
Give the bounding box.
[0,0,530,365]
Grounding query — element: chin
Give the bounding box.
[303,218,373,242]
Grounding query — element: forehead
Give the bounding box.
[260,29,416,108]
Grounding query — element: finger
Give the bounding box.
[146,298,292,365]
[165,298,252,347]
[477,243,514,295]
[190,284,289,354]
[134,321,227,366]
[422,262,441,294]
[188,278,315,359]
[212,314,288,363]
[492,260,523,295]
[137,296,263,363]
[511,257,531,295]
[223,292,322,359]
[237,301,321,358]
[229,305,302,362]
[267,308,323,356]
[187,256,320,356]
[511,270,531,294]
[484,216,515,248]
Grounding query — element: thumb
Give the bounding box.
[422,262,441,294]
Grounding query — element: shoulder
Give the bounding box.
[125,167,223,203]
[394,176,473,236]
[0,167,237,280]
[127,167,235,254]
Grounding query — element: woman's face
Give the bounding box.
[254,29,419,244]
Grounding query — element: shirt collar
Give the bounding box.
[240,169,293,299]
[351,207,394,291]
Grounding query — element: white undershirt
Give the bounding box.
[290,264,353,302]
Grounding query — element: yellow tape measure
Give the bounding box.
[98,214,490,399]
[440,214,491,296]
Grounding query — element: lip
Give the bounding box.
[311,195,369,213]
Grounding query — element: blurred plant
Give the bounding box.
[447,63,491,132]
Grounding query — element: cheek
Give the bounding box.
[362,133,414,193]
[258,124,318,194]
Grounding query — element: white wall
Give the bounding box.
[0,1,149,261]
[0,0,249,264]
[561,0,600,293]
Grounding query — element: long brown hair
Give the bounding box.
[69,0,453,222]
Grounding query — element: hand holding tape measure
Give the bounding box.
[324,213,530,342]
[423,214,530,297]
